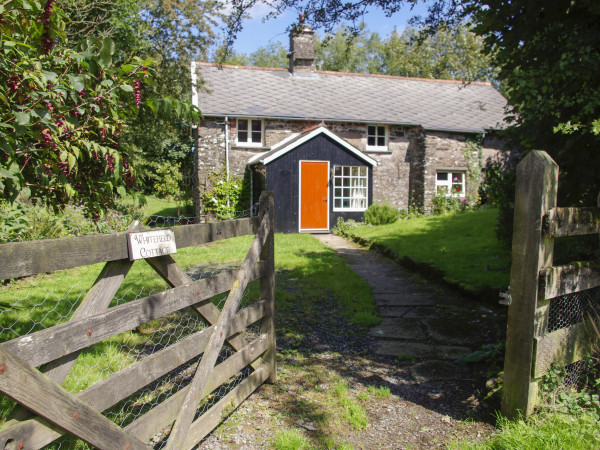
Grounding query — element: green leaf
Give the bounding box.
[15,112,30,125]
[116,186,127,198]
[0,167,18,180]
[42,71,58,83]
[68,75,86,92]
[68,154,76,172]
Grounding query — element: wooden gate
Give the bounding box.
[501,151,600,418]
[0,191,275,449]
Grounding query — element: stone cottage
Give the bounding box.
[191,21,511,232]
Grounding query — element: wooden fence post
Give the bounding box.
[501,151,559,419]
[259,191,276,383]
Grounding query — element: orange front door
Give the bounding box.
[300,161,328,230]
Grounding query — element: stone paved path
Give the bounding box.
[313,233,502,364]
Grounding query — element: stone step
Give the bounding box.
[375,341,471,360]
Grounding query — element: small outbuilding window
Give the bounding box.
[237,118,263,147]
[436,171,465,197]
[366,125,387,151]
[333,166,368,211]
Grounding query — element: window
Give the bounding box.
[333,166,368,210]
[366,125,387,151]
[436,171,465,197]
[236,118,263,147]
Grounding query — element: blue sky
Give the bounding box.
[230,2,433,55]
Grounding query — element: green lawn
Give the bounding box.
[344,208,511,297]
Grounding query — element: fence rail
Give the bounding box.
[0,191,276,449]
[501,151,600,418]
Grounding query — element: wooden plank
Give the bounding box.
[542,207,600,238]
[3,264,266,368]
[533,319,600,378]
[259,191,277,383]
[165,208,271,450]
[0,302,267,449]
[0,217,260,280]
[146,254,255,360]
[0,345,147,450]
[42,258,134,382]
[539,263,600,299]
[502,151,558,419]
[124,339,268,443]
[183,365,269,449]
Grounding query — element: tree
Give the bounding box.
[380,25,495,82]
[0,0,200,216]
[315,23,383,73]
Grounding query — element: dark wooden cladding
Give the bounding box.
[542,207,600,237]
[0,217,260,280]
[539,263,600,299]
[3,263,266,367]
[265,133,373,233]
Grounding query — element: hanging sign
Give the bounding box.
[127,229,177,261]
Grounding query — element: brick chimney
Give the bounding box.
[288,15,316,74]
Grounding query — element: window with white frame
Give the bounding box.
[236,118,263,146]
[366,125,387,151]
[333,166,368,210]
[436,171,466,197]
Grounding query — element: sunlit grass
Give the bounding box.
[347,208,510,296]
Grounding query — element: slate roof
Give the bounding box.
[192,62,508,134]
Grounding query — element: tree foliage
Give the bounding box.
[0,0,200,216]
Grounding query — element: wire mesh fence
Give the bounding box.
[0,204,267,449]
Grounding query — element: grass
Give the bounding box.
[451,411,600,449]
[344,208,511,297]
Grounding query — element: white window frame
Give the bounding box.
[366,125,388,151]
[236,118,264,147]
[332,165,369,212]
[436,171,466,198]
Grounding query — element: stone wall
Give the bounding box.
[194,117,510,216]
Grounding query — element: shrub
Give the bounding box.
[480,160,517,247]
[201,170,250,219]
[332,217,361,236]
[431,194,471,215]
[363,204,400,225]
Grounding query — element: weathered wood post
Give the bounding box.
[502,151,558,419]
[259,191,277,383]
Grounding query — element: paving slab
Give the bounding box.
[312,233,478,362]
[369,318,427,340]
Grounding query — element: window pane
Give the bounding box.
[238,119,248,131]
[437,172,448,181]
[238,131,248,142]
[251,120,262,131]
